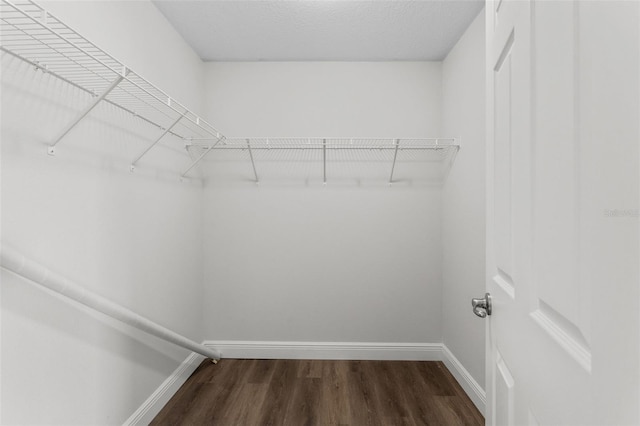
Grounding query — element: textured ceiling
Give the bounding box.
[152,1,485,62]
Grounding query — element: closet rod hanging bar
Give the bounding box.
[0,246,221,362]
[130,112,186,171]
[181,136,226,178]
[246,138,259,183]
[48,69,127,155]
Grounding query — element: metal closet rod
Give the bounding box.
[0,246,221,362]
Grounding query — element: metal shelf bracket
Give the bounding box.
[323,138,327,184]
[48,69,128,155]
[130,112,186,171]
[389,139,401,184]
[246,138,259,183]
[181,136,226,178]
[2,0,224,171]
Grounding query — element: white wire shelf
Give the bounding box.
[0,0,224,175]
[0,0,459,184]
[187,137,460,184]
[203,137,456,150]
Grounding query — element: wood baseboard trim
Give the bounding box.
[203,340,443,361]
[441,344,486,415]
[123,352,204,426]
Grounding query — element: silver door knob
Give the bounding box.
[471,293,492,318]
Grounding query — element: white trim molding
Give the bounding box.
[203,340,443,361]
[441,345,486,415]
[123,352,205,426]
[126,342,486,422]
[205,340,485,412]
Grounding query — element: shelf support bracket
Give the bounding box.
[323,138,327,184]
[181,136,226,178]
[246,139,259,183]
[389,139,400,184]
[130,112,186,171]
[48,71,126,155]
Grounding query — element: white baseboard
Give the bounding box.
[441,345,486,415]
[205,340,485,413]
[123,352,204,426]
[203,340,443,361]
[125,341,486,423]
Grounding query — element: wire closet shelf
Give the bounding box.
[0,0,460,182]
[189,137,460,184]
[0,0,224,176]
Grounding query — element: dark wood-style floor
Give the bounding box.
[152,359,484,426]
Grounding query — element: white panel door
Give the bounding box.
[485,1,640,425]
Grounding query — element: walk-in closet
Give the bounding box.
[2,0,639,425]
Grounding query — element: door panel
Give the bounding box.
[487,2,530,423]
[531,2,591,361]
[486,1,639,424]
[494,351,514,426]
[493,27,515,293]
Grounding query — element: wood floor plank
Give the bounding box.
[247,358,277,384]
[366,361,409,419]
[298,359,324,378]
[318,360,351,425]
[393,362,446,426]
[345,361,385,426]
[283,377,322,426]
[219,383,270,425]
[415,361,460,396]
[151,359,484,426]
[257,359,299,426]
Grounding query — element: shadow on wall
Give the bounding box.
[1,54,201,185]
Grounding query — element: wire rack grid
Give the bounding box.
[0,0,224,173]
[1,0,460,183]
[188,137,460,184]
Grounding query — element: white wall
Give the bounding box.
[202,62,444,344]
[1,1,205,424]
[441,12,486,389]
[205,62,440,137]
